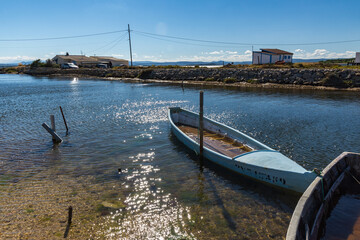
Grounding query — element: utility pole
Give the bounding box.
[128,24,133,67]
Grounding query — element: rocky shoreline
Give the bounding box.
[3,67,360,90]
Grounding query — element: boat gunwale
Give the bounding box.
[168,107,273,153]
[286,151,360,240]
[168,107,317,193]
[168,107,305,170]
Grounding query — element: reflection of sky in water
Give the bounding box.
[97,151,193,239]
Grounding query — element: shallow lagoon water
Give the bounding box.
[1,74,360,239]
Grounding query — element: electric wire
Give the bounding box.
[133,30,360,46]
[86,32,128,55]
[133,32,249,48]
[1,28,358,47]
[95,34,128,56]
[0,30,127,42]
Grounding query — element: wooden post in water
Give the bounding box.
[50,115,56,141]
[199,91,204,159]
[64,206,73,238]
[59,106,69,134]
[67,206,73,224]
[42,123,62,143]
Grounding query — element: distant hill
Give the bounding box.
[0,63,17,68]
[133,59,346,66]
[133,60,251,66]
[0,61,32,68]
[0,59,353,68]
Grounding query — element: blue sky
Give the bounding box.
[0,0,359,63]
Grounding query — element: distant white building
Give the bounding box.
[252,49,293,64]
[355,52,360,64]
[52,54,129,67]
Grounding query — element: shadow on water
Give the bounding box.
[169,133,300,210]
[198,164,237,231]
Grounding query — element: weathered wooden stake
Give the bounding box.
[50,115,56,141]
[64,206,72,238]
[199,91,204,159]
[68,206,73,224]
[59,106,69,134]
[42,123,63,143]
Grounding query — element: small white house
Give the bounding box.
[252,49,293,64]
[355,52,360,64]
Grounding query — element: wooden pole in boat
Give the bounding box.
[199,91,204,159]
[59,106,69,134]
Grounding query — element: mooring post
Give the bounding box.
[68,206,73,225]
[50,115,56,141]
[64,206,73,238]
[199,91,204,159]
[59,106,69,134]
[42,123,63,143]
[50,115,55,130]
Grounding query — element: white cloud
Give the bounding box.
[134,49,356,62]
[208,51,222,55]
[143,55,156,59]
[226,51,238,54]
[294,49,355,59]
[135,49,253,62]
[0,56,39,63]
[112,54,125,58]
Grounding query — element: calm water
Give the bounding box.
[1,74,360,239]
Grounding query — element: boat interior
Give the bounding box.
[176,124,254,158]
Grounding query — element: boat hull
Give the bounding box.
[286,152,360,240]
[169,107,316,193]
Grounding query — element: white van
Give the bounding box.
[61,63,79,69]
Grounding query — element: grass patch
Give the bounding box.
[224,77,236,84]
[247,79,259,84]
[321,73,345,87]
[205,77,215,81]
[137,69,153,79]
[39,215,52,222]
[5,68,18,74]
[25,205,35,214]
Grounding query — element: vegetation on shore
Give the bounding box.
[1,60,359,89]
[30,59,59,69]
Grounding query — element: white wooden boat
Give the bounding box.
[168,107,317,193]
[286,152,360,240]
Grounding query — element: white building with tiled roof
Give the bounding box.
[252,49,293,64]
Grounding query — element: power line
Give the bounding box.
[133,30,360,46]
[0,30,127,42]
[96,34,128,55]
[133,32,249,48]
[87,32,128,55]
[1,28,359,46]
